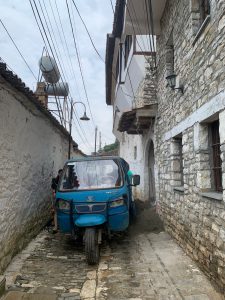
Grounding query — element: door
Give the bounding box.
[148,140,156,205]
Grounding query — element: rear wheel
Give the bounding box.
[84,228,100,265]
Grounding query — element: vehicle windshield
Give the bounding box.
[59,159,123,191]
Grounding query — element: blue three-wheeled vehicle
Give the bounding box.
[55,156,140,264]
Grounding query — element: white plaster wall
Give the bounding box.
[0,78,78,271]
[113,54,146,119]
[119,129,154,201]
[119,134,144,199]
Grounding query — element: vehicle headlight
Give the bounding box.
[57,199,70,210]
[109,198,125,208]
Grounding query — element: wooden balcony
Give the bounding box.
[118,104,157,134]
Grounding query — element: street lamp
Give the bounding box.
[166,73,184,94]
[68,101,90,159]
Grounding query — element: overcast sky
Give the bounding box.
[0,0,116,154]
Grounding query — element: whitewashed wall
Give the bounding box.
[119,129,154,201]
[0,76,81,272]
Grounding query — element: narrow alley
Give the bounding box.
[2,207,223,300]
[1,1,225,299]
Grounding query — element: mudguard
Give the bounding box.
[75,214,106,227]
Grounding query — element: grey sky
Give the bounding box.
[0,0,115,154]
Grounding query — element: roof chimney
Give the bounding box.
[35,82,48,108]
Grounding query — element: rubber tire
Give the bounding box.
[85,228,100,265]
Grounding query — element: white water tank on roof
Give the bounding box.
[39,56,60,84]
[45,82,69,97]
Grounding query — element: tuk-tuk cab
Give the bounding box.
[55,156,140,264]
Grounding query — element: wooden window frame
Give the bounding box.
[177,137,184,186]
[209,120,222,192]
[124,35,133,69]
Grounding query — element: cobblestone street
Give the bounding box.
[1,208,224,300]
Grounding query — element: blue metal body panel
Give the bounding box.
[57,212,71,233]
[75,214,106,227]
[109,211,129,231]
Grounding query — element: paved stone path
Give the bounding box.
[1,208,224,300]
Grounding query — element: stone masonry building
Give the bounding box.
[106,0,225,291]
[156,0,225,291]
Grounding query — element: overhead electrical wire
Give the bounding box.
[66,0,96,128]
[29,0,64,124]
[71,0,105,63]
[0,19,38,81]
[40,0,93,148]
[68,0,136,102]
[51,0,93,147]
[45,1,93,149]
[44,0,93,149]
[69,1,98,140]
[109,0,115,14]
[32,1,71,132]
[65,1,95,147]
[29,0,92,149]
[37,46,45,82]
[49,0,81,100]
[40,0,75,129]
[36,0,69,120]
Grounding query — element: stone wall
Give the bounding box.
[155,0,225,290]
[0,73,81,273]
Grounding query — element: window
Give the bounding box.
[199,0,210,25]
[191,0,210,37]
[134,146,137,160]
[177,137,184,186]
[124,35,132,68]
[209,120,222,192]
[171,136,184,189]
[59,159,123,191]
[165,33,174,77]
[115,55,119,81]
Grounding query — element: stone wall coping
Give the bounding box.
[200,192,223,201]
[174,186,184,193]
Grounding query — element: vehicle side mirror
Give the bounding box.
[132,175,140,186]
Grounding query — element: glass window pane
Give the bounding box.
[59,159,122,191]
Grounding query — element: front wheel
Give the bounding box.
[84,228,100,265]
